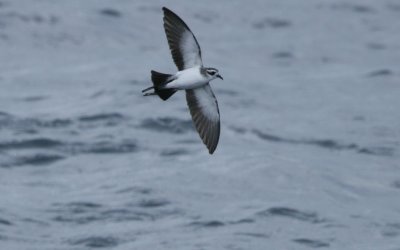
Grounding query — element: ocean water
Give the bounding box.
[0,0,399,249]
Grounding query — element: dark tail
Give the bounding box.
[142,70,177,101]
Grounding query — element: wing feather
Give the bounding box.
[163,7,202,70]
[186,84,220,154]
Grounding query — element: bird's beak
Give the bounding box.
[217,74,223,80]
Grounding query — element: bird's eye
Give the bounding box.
[208,71,216,75]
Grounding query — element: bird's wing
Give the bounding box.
[186,84,220,154]
[163,7,203,71]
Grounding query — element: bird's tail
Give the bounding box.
[142,70,177,101]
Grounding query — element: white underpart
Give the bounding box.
[165,67,208,90]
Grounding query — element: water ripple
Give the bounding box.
[160,148,189,157]
[235,232,269,239]
[0,138,63,150]
[137,199,170,208]
[99,8,122,18]
[292,238,330,248]
[253,129,395,156]
[367,69,393,77]
[139,117,193,134]
[0,136,138,167]
[69,236,120,248]
[189,220,225,228]
[49,198,180,225]
[257,207,325,224]
[252,17,292,29]
[78,113,125,123]
[381,223,400,238]
[0,218,12,226]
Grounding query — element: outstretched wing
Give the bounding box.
[163,7,203,70]
[186,84,220,154]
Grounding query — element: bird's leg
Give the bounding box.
[142,86,154,93]
[143,92,157,96]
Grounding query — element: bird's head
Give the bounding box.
[205,67,223,81]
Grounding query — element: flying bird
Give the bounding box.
[142,7,223,154]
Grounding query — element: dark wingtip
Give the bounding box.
[162,7,178,18]
[208,145,217,154]
[162,7,171,20]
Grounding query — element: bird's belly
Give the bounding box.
[166,74,207,90]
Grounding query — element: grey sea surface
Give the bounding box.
[1,0,400,249]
